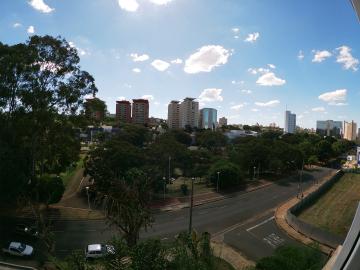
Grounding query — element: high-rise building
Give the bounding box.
[219,117,228,127]
[199,108,217,129]
[344,121,357,141]
[132,99,149,125]
[167,100,180,129]
[180,97,199,129]
[316,120,342,137]
[116,100,131,123]
[284,110,296,134]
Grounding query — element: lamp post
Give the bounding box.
[216,171,220,192]
[188,177,195,234]
[253,166,257,180]
[163,176,166,200]
[85,186,90,210]
[168,156,171,182]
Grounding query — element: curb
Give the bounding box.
[0,262,37,270]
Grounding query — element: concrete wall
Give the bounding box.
[285,170,345,249]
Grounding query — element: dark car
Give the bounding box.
[14,224,39,238]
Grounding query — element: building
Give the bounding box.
[218,117,228,127]
[199,108,217,129]
[116,100,132,123]
[179,97,199,129]
[167,100,181,129]
[316,120,343,137]
[284,110,296,134]
[344,121,357,141]
[132,99,149,125]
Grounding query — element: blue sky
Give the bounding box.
[1,0,360,128]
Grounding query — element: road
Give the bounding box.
[0,167,335,263]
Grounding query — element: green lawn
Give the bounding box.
[298,173,360,237]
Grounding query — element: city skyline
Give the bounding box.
[1,0,360,128]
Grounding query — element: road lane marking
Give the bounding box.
[263,233,285,248]
[246,216,274,232]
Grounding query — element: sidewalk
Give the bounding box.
[274,170,338,255]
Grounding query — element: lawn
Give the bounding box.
[298,173,360,237]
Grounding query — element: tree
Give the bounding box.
[83,97,106,125]
[196,130,228,152]
[208,160,243,189]
[38,175,65,206]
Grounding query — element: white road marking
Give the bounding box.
[263,233,285,248]
[246,216,275,232]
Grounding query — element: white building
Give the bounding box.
[167,100,180,129]
[179,97,199,129]
[284,110,296,134]
[344,121,357,141]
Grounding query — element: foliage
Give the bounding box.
[181,184,188,195]
[38,175,65,205]
[208,160,243,189]
[196,130,228,152]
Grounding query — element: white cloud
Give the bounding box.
[312,107,326,112]
[244,32,260,43]
[336,46,359,71]
[149,0,173,5]
[13,23,22,28]
[312,50,332,63]
[298,50,304,60]
[248,67,270,75]
[141,94,154,101]
[151,59,170,71]
[171,58,183,64]
[118,96,126,101]
[184,45,231,74]
[69,41,89,56]
[232,80,244,85]
[27,26,35,34]
[118,0,139,12]
[232,27,240,33]
[199,88,223,103]
[256,72,286,86]
[255,100,280,107]
[28,0,54,13]
[268,64,276,69]
[318,89,347,103]
[130,53,149,62]
[234,35,239,39]
[132,68,141,73]
[231,103,247,110]
[251,108,259,112]
[241,89,252,94]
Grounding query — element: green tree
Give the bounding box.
[208,160,243,189]
[38,175,65,206]
[196,130,228,152]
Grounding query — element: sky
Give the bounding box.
[1,0,360,128]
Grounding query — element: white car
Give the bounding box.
[2,242,34,257]
[85,244,115,259]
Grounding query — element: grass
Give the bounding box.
[298,173,360,237]
[60,155,85,187]
[213,257,236,270]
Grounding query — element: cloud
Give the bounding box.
[336,46,359,71]
[118,0,139,12]
[241,89,252,94]
[171,58,183,64]
[184,45,231,74]
[141,94,154,100]
[231,103,247,110]
[130,53,149,62]
[255,100,280,107]
[268,64,276,69]
[251,108,259,112]
[13,23,22,28]
[132,68,141,73]
[199,88,223,103]
[118,96,126,101]
[312,107,326,112]
[298,50,304,60]
[151,59,170,71]
[318,89,347,103]
[244,32,260,43]
[312,50,332,63]
[69,41,89,56]
[27,26,35,34]
[232,27,240,33]
[256,72,286,86]
[28,0,54,13]
[149,0,174,5]
[231,80,245,85]
[248,67,270,75]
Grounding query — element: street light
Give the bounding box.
[253,166,257,180]
[85,186,91,210]
[216,171,220,192]
[168,156,171,182]
[163,176,166,200]
[188,177,195,234]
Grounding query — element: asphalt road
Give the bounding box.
[0,167,335,263]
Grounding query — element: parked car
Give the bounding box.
[15,224,39,238]
[85,244,115,259]
[2,242,34,257]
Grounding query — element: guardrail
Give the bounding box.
[285,170,344,249]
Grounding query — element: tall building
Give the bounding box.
[344,121,357,141]
[167,100,180,129]
[316,120,342,137]
[116,100,131,123]
[199,108,217,129]
[284,110,296,134]
[132,99,149,125]
[180,97,199,129]
[219,117,228,127]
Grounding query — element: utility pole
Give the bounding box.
[86,186,90,210]
[253,166,257,180]
[168,156,171,182]
[216,171,220,192]
[188,177,195,233]
[299,159,304,199]
[163,176,166,200]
